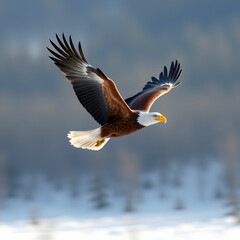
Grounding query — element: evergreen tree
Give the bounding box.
[89,174,109,209]
[174,198,185,211]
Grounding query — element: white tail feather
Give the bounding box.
[67,127,110,151]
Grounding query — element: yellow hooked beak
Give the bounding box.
[155,115,167,124]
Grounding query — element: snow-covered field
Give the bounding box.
[1,214,240,240]
[0,160,239,239]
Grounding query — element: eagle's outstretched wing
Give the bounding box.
[125,61,182,112]
[47,34,132,125]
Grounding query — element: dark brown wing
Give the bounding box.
[47,34,131,125]
[125,61,182,112]
[95,68,132,119]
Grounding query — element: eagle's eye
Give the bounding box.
[153,114,158,118]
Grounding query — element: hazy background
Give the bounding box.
[0,0,240,228]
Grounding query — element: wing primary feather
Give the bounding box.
[49,56,62,63]
[173,81,181,87]
[49,39,68,58]
[69,35,81,59]
[56,34,70,55]
[47,47,65,61]
[168,61,175,79]
[159,72,164,82]
[62,33,76,58]
[78,41,88,63]
[175,69,182,81]
[151,76,159,84]
[164,66,168,78]
[173,61,180,81]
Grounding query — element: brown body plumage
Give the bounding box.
[101,111,144,138]
[47,34,182,150]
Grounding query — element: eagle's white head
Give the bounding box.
[137,112,167,127]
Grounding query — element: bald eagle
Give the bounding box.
[47,34,182,150]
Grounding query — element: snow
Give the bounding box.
[0,215,239,240]
[0,159,239,239]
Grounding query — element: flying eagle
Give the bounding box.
[47,34,182,150]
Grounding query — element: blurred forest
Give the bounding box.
[0,0,240,221]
